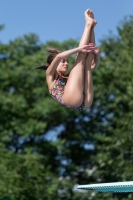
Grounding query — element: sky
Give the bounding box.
[1,0,133,46]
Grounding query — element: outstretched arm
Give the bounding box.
[91,52,100,71]
[90,43,100,71]
[46,45,95,77]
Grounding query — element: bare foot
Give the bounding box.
[84,9,97,26]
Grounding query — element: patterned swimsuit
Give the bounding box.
[51,74,85,111]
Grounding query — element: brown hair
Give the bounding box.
[35,48,62,70]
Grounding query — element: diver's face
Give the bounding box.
[56,58,69,74]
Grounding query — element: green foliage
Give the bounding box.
[0,24,5,32]
[0,15,133,200]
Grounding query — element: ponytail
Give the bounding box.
[35,48,62,71]
[34,63,49,71]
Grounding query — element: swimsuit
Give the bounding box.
[51,74,85,111]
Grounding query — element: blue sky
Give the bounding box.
[1,0,133,46]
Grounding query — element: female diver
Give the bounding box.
[36,9,100,111]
